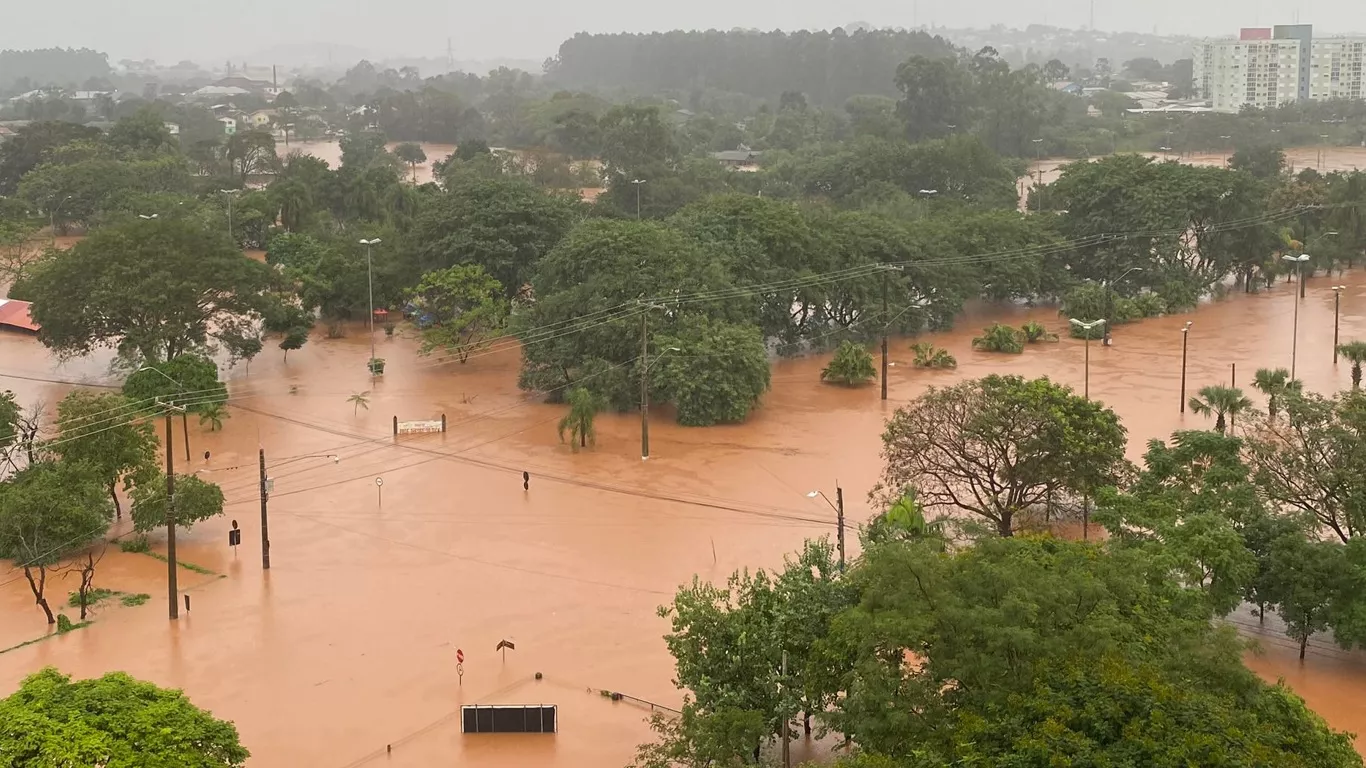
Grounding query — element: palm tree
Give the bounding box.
[348,391,371,416]
[1188,385,1253,434]
[972,324,1024,354]
[557,387,601,451]
[1020,320,1058,343]
[911,342,957,369]
[198,403,229,432]
[1251,367,1301,420]
[1338,341,1366,389]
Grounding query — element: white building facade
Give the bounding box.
[1194,26,1366,112]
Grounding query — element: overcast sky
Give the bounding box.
[4,0,1365,65]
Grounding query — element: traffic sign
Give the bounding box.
[375,477,384,487]
[457,648,464,663]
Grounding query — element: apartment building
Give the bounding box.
[1194,25,1366,112]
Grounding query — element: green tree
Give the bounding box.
[16,217,274,363]
[557,387,602,450]
[348,391,371,415]
[1188,384,1253,434]
[894,56,973,142]
[0,120,102,195]
[1338,341,1366,389]
[971,323,1024,353]
[198,403,229,432]
[0,461,112,624]
[1266,530,1346,659]
[122,354,228,417]
[52,390,158,519]
[0,667,249,766]
[821,341,876,386]
[876,375,1128,536]
[1230,143,1287,179]
[408,264,508,363]
[107,105,176,154]
[1252,367,1302,419]
[128,473,226,534]
[653,319,771,426]
[225,129,280,183]
[406,176,579,298]
[393,141,427,183]
[821,536,1361,767]
[279,328,308,361]
[0,389,19,454]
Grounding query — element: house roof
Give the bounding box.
[714,150,762,162]
[0,299,40,332]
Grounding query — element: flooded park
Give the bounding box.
[4,254,1366,765]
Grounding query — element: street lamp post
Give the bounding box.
[1302,231,1338,298]
[1333,285,1347,364]
[639,339,680,461]
[220,189,240,244]
[1282,253,1311,379]
[1180,321,1192,413]
[880,264,904,401]
[1031,139,1044,211]
[630,178,647,219]
[806,486,845,571]
[1069,318,1106,400]
[359,238,382,367]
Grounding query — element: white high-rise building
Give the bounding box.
[1194,25,1366,112]
[1308,38,1366,102]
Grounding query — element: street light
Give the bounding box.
[1069,318,1106,399]
[1301,231,1339,297]
[358,238,382,367]
[1333,285,1348,364]
[1282,253,1311,379]
[220,189,240,243]
[806,485,846,571]
[136,365,194,462]
[1180,321,1193,413]
[630,178,647,219]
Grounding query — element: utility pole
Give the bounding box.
[780,650,790,768]
[641,312,650,460]
[1334,286,1346,363]
[259,447,271,570]
[162,406,179,620]
[881,271,890,401]
[836,485,845,572]
[1180,322,1191,413]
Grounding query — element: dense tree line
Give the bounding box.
[0,48,111,91]
[547,29,958,106]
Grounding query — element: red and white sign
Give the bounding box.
[456,648,464,664]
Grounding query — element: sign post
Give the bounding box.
[457,647,464,687]
[375,476,384,509]
[228,519,241,556]
[496,639,515,663]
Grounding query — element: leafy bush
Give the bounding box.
[119,536,150,553]
[55,614,74,633]
[911,342,957,369]
[1157,279,1201,312]
[1132,292,1168,317]
[972,324,1024,354]
[822,341,877,386]
[1021,321,1058,343]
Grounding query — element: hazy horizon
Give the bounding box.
[3,0,1364,67]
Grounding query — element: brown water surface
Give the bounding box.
[4,271,1366,764]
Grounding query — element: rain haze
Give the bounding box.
[3,0,1366,64]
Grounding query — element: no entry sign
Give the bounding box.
[457,648,464,663]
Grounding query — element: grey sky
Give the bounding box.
[4,0,1365,66]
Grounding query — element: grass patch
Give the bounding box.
[119,535,150,553]
[67,587,119,609]
[0,620,92,656]
[142,551,217,576]
[120,593,151,607]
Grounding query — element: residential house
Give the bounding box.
[218,116,238,135]
[247,109,276,129]
[164,122,181,136]
[190,85,251,101]
[713,147,763,170]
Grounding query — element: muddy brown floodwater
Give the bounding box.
[5,271,1366,765]
[279,140,458,185]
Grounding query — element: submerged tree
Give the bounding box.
[557,387,603,450]
[1188,385,1253,434]
[821,341,876,386]
[1252,367,1301,420]
[971,323,1024,354]
[910,342,956,369]
[877,375,1127,536]
[1338,341,1366,389]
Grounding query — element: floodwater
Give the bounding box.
[5,268,1366,764]
[280,140,458,185]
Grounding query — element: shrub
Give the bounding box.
[821,340,877,386]
[911,342,957,369]
[119,536,150,554]
[1021,321,1058,343]
[972,324,1024,354]
[56,614,74,633]
[1132,292,1168,317]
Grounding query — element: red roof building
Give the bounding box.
[0,299,40,332]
